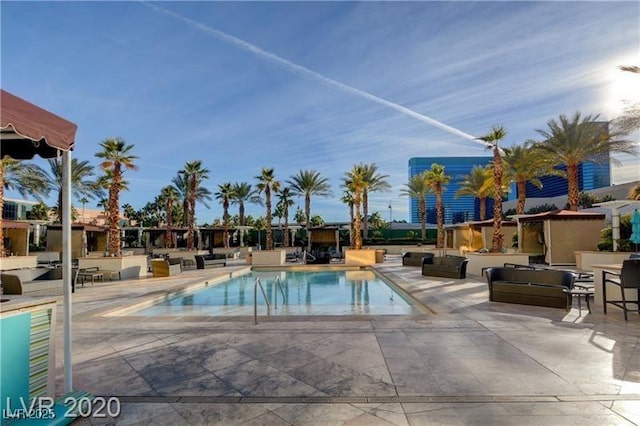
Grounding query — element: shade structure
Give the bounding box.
[1,89,76,393]
[1,89,77,159]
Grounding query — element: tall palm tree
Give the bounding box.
[277,187,295,247]
[341,190,355,247]
[159,185,179,248]
[0,158,50,256]
[455,165,492,221]
[342,164,367,249]
[478,125,507,252]
[180,160,210,250]
[425,164,451,248]
[230,182,262,226]
[80,197,89,222]
[535,112,637,211]
[401,171,431,241]
[287,169,332,250]
[95,137,138,257]
[502,141,552,215]
[172,173,212,228]
[42,158,102,223]
[256,167,281,250]
[613,65,640,135]
[361,164,391,238]
[215,182,234,248]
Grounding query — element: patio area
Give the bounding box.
[49,256,639,425]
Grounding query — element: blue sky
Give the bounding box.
[2,1,639,223]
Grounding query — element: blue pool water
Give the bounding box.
[135,269,421,316]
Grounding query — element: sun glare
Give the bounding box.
[603,59,640,118]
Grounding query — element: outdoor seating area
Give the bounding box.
[603,258,640,320]
[151,258,182,277]
[194,254,227,269]
[402,251,433,266]
[486,266,575,310]
[421,254,468,278]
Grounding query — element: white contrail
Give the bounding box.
[141,1,489,147]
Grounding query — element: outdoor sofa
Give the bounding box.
[421,255,468,279]
[151,258,182,277]
[195,254,227,269]
[486,267,575,310]
[402,252,434,267]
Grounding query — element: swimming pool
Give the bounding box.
[134,269,423,316]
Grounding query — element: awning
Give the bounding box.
[1,89,77,159]
[2,220,31,229]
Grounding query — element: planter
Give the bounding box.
[0,256,38,271]
[465,252,531,277]
[575,251,634,272]
[251,250,286,266]
[78,255,148,280]
[344,249,376,266]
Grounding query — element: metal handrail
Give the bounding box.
[273,276,287,309]
[254,277,271,325]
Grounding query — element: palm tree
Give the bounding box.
[0,158,50,256]
[42,158,102,223]
[79,197,89,222]
[95,137,138,257]
[502,141,553,215]
[478,125,507,252]
[172,172,213,228]
[215,182,234,248]
[401,171,431,241]
[535,112,637,211]
[180,160,211,250]
[256,167,281,250]
[425,164,451,248]
[287,169,332,250]
[159,186,179,248]
[277,187,295,247]
[341,190,355,247]
[613,65,640,135]
[230,182,262,226]
[361,164,391,238]
[342,164,367,249]
[455,165,492,220]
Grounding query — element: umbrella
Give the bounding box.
[630,209,640,252]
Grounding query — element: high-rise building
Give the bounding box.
[408,157,493,224]
[523,161,611,198]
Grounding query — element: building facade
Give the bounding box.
[408,157,493,224]
[523,161,611,198]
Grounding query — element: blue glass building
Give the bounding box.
[523,161,611,198]
[408,157,493,224]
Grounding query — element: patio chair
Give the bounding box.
[603,259,640,320]
[1,273,23,295]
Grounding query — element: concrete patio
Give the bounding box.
[48,256,639,425]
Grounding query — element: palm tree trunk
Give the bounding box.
[349,204,355,247]
[182,198,189,227]
[165,200,172,248]
[239,202,245,226]
[419,198,426,241]
[436,186,444,248]
[108,176,121,256]
[362,190,369,239]
[479,197,486,221]
[353,191,362,250]
[223,201,229,248]
[516,181,527,215]
[567,164,580,211]
[305,195,311,251]
[491,146,504,252]
[266,188,273,250]
[0,164,5,257]
[187,180,196,250]
[283,206,290,247]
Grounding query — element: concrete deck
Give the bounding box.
[44,256,639,425]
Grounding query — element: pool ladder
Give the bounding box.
[254,276,287,325]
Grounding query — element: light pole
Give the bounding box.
[388,202,392,240]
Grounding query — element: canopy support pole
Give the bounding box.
[611,207,620,252]
[62,149,73,393]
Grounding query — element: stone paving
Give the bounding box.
[46,256,639,425]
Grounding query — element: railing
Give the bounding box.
[273,276,287,309]
[254,277,271,325]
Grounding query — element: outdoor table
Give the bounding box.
[592,264,623,312]
[570,287,595,313]
[77,268,104,286]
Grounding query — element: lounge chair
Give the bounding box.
[151,258,182,277]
